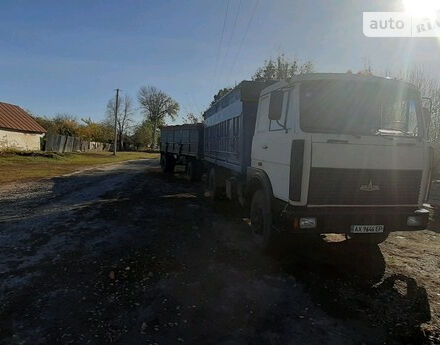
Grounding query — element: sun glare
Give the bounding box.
[403,0,440,16]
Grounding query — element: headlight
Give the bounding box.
[299,217,317,229]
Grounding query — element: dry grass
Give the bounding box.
[0,151,159,183]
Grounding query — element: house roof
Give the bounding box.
[0,102,46,134]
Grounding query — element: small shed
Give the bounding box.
[0,102,46,151]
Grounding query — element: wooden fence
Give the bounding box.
[44,134,111,153]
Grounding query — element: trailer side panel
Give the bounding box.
[160,123,204,159]
[203,81,275,175]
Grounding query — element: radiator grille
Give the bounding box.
[308,168,422,205]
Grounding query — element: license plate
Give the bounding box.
[350,225,384,233]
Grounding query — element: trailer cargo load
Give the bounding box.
[203,81,275,175]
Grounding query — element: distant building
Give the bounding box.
[0,102,46,151]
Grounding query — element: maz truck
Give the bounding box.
[160,73,433,248]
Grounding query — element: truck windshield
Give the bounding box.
[300,79,421,137]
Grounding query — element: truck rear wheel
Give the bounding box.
[250,189,275,250]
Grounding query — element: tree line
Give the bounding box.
[33,87,180,150]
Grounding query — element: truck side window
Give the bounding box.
[408,99,418,136]
[269,91,289,131]
[257,95,270,132]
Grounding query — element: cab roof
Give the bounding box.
[260,73,419,96]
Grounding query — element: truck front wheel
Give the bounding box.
[250,189,274,250]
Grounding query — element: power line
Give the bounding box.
[217,0,242,89]
[229,0,260,82]
[213,0,231,91]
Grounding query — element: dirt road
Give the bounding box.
[0,159,439,344]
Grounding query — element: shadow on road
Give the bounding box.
[0,159,155,225]
[211,197,432,344]
[277,237,431,343]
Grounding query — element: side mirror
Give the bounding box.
[268,90,284,121]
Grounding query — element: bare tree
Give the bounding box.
[252,54,314,81]
[400,68,440,143]
[183,112,203,124]
[106,98,121,125]
[210,87,232,107]
[118,95,134,149]
[137,86,179,148]
[106,95,134,150]
[51,113,80,136]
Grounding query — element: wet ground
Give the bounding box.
[0,159,439,344]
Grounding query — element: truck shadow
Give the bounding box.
[273,237,386,283]
[273,237,431,343]
[210,199,432,343]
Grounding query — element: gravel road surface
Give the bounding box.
[0,159,439,344]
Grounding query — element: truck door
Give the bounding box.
[252,87,294,202]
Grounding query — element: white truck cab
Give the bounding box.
[250,73,431,242]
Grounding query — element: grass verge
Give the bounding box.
[0,151,159,183]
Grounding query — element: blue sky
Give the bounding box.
[1,0,439,124]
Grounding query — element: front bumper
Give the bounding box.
[279,207,430,234]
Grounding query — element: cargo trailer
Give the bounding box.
[159,123,204,181]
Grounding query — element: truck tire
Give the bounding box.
[186,160,202,182]
[346,233,389,246]
[250,189,275,250]
[161,154,175,173]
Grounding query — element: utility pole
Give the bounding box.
[113,88,120,156]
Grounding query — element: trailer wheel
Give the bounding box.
[161,154,175,173]
[186,160,202,182]
[250,189,275,250]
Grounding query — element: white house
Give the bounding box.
[0,102,46,151]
